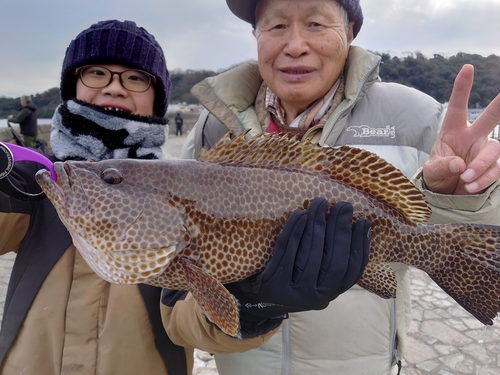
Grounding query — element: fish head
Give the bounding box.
[35,159,188,284]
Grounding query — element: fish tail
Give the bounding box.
[424,223,500,325]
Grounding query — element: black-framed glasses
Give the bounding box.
[75,65,156,93]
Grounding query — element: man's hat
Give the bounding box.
[226,0,363,37]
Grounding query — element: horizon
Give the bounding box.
[2,49,499,100]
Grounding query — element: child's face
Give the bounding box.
[76,64,156,116]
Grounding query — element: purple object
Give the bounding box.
[0,142,57,181]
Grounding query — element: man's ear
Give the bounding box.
[347,21,355,45]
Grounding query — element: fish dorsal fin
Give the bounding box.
[199,132,431,224]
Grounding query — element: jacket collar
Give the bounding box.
[190,46,381,137]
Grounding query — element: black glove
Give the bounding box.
[229,198,370,338]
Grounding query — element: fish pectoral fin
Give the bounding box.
[357,262,397,299]
[181,258,241,338]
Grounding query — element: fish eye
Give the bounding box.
[101,168,124,185]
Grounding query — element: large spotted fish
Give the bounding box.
[35,132,500,337]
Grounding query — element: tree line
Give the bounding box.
[1,51,499,119]
[379,52,500,108]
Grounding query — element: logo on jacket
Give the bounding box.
[346,125,396,139]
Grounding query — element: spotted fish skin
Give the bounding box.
[35,133,500,337]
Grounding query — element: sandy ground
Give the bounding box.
[163,132,189,159]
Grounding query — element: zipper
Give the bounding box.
[389,298,402,374]
[281,318,291,375]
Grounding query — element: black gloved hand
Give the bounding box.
[230,198,370,337]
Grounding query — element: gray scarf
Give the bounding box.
[51,99,168,161]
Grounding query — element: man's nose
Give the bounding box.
[284,26,310,57]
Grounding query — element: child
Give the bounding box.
[0,20,192,375]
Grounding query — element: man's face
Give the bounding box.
[76,64,156,117]
[254,0,353,117]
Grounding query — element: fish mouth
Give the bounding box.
[35,165,66,204]
[35,161,84,215]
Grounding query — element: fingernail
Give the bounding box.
[450,159,461,174]
[465,182,479,193]
[461,169,475,182]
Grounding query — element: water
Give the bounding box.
[0,119,52,128]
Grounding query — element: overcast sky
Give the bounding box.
[1,0,500,98]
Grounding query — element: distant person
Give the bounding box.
[7,95,38,148]
[175,112,184,136]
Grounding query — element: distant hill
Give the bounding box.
[169,69,219,104]
[0,87,61,118]
[377,51,500,108]
[1,52,500,119]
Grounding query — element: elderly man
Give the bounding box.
[162,0,500,374]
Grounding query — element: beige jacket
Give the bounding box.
[0,208,193,375]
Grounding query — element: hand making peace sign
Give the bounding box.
[423,64,500,195]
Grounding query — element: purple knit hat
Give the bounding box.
[60,20,171,117]
[226,0,363,37]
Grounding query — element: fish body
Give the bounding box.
[36,133,500,337]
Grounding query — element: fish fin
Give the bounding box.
[199,132,430,224]
[425,223,500,325]
[357,262,397,298]
[181,258,241,337]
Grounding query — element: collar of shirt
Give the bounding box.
[265,88,287,128]
[265,79,340,129]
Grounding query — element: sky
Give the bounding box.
[1,0,500,98]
